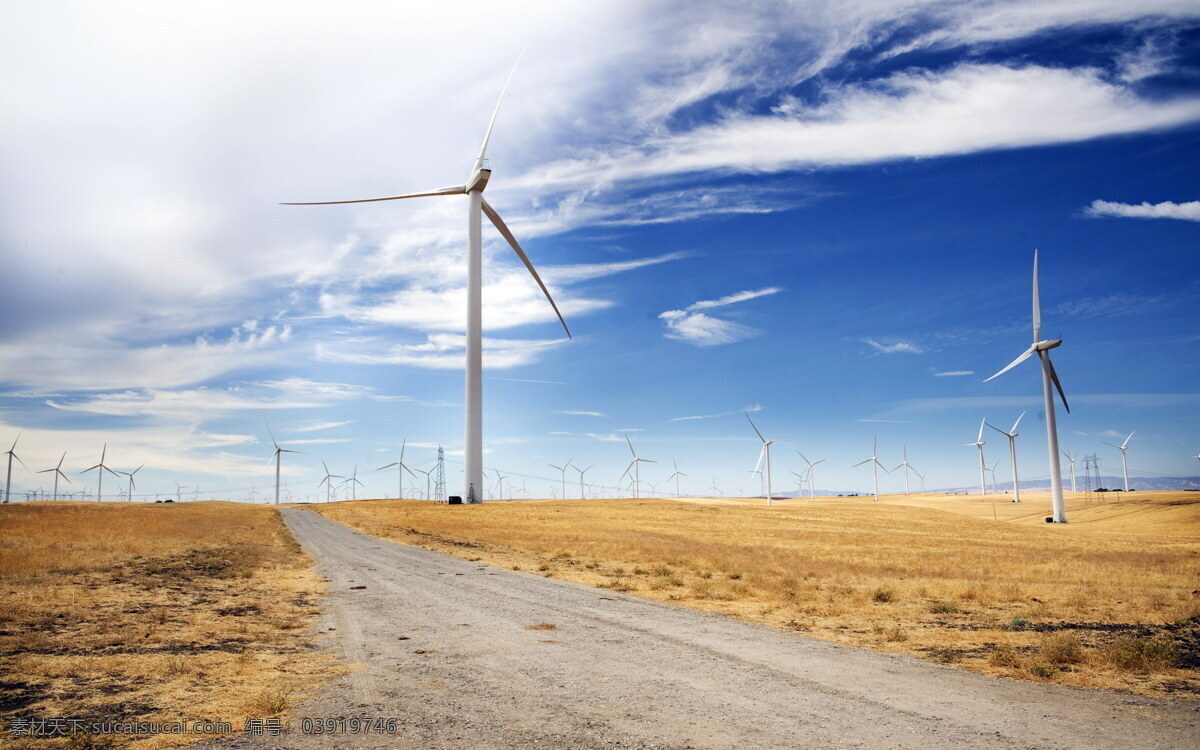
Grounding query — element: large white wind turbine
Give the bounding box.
[620,436,655,499]
[378,440,417,499]
[796,452,825,499]
[852,436,889,501]
[966,419,988,496]
[119,463,145,503]
[666,459,687,498]
[4,432,27,504]
[1103,432,1134,492]
[892,447,919,497]
[282,56,569,505]
[37,452,71,502]
[1061,451,1078,492]
[987,412,1025,503]
[984,251,1070,522]
[548,459,573,501]
[746,414,775,506]
[266,423,302,506]
[81,444,120,502]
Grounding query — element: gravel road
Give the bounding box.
[197,508,1197,749]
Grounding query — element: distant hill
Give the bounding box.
[769,476,1200,498]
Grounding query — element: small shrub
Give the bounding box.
[1008,617,1032,631]
[989,644,1022,668]
[511,565,521,571]
[929,600,959,614]
[536,563,550,572]
[872,588,894,603]
[1026,662,1058,679]
[249,688,290,716]
[651,564,672,576]
[885,625,908,642]
[1039,632,1083,665]
[584,561,599,570]
[728,572,742,580]
[632,566,648,576]
[1101,634,1179,672]
[930,648,959,663]
[165,655,189,677]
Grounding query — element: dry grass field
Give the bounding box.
[0,502,339,749]
[314,491,1199,698]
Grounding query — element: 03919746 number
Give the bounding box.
[300,717,398,734]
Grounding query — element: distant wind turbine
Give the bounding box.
[796,452,825,499]
[378,440,417,499]
[119,463,144,503]
[666,459,687,498]
[987,412,1025,503]
[343,465,364,501]
[175,482,186,503]
[282,53,569,505]
[891,447,919,497]
[852,436,889,501]
[985,460,1000,495]
[984,250,1070,523]
[706,477,722,496]
[548,459,573,501]
[266,422,302,506]
[620,436,655,499]
[790,469,807,496]
[318,461,343,503]
[81,444,121,502]
[746,414,775,506]
[966,419,988,496]
[574,465,592,500]
[4,431,27,504]
[1061,451,1078,492]
[1103,432,1135,492]
[37,452,71,501]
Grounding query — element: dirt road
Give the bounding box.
[200,508,1197,749]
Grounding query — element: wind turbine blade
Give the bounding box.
[1032,250,1041,342]
[11,454,29,472]
[266,420,280,450]
[403,465,418,478]
[745,413,766,443]
[378,462,399,471]
[875,459,891,473]
[984,345,1036,382]
[1011,412,1025,434]
[8,430,20,452]
[281,185,466,206]
[1041,352,1070,413]
[813,459,826,466]
[82,464,101,473]
[104,466,122,478]
[619,461,635,482]
[985,421,1007,437]
[640,459,657,464]
[477,49,525,164]
[37,467,55,474]
[625,434,636,458]
[1122,431,1135,448]
[852,458,871,467]
[753,446,765,474]
[481,198,570,338]
[976,418,986,444]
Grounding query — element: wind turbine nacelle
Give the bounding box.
[466,167,492,193]
[1035,339,1062,351]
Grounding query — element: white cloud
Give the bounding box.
[660,288,782,347]
[934,370,974,377]
[670,403,762,422]
[316,334,568,370]
[863,338,923,355]
[557,410,606,417]
[279,438,352,445]
[1049,293,1169,319]
[292,420,355,433]
[1085,199,1200,221]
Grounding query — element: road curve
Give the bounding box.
[200,508,1197,749]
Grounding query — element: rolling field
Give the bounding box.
[313,491,1199,698]
[0,502,339,748]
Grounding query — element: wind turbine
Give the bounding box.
[81,444,120,502]
[378,440,417,499]
[706,477,722,496]
[175,482,186,503]
[987,413,1025,503]
[37,452,71,501]
[852,436,889,501]
[415,467,432,502]
[891,447,919,497]
[984,250,1070,523]
[119,463,144,503]
[746,414,775,506]
[317,461,343,503]
[966,419,988,496]
[282,55,570,505]
[266,422,301,506]
[574,465,592,500]
[666,459,687,498]
[4,431,27,504]
[917,470,928,493]
[790,469,807,496]
[1061,451,1078,492]
[985,460,1000,495]
[1104,432,1134,492]
[548,459,573,501]
[492,469,508,501]
[343,465,364,501]
[620,435,655,499]
[796,452,825,499]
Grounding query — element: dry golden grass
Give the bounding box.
[0,502,340,748]
[314,492,1199,698]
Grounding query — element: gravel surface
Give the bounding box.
[195,508,1197,749]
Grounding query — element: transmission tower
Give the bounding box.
[433,445,446,503]
[1082,453,1099,505]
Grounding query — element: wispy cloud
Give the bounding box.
[660,288,782,347]
[1049,293,1168,319]
[1085,199,1200,222]
[934,370,974,377]
[670,403,762,422]
[292,420,355,433]
[316,334,568,371]
[863,338,923,355]
[279,438,352,445]
[556,410,606,417]
[857,419,919,424]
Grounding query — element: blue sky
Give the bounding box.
[2,1,1198,501]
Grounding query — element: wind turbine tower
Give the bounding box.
[797,452,825,499]
[1062,451,1078,492]
[548,459,573,501]
[120,463,145,503]
[620,436,655,499]
[892,447,919,496]
[746,414,775,506]
[852,436,889,501]
[81,444,120,502]
[378,440,417,499]
[1104,432,1134,492]
[987,413,1025,503]
[967,419,988,496]
[282,55,569,505]
[37,452,71,502]
[266,423,301,505]
[984,250,1071,523]
[4,432,27,504]
[666,459,687,498]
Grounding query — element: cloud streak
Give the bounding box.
[1086,199,1200,221]
[660,288,782,347]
